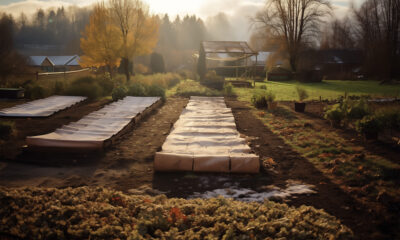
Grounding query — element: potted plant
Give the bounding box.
[295,86,308,112]
[266,91,277,110]
[356,116,382,140]
[324,104,345,128]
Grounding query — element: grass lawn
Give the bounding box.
[234,80,400,101]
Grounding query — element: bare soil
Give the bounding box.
[0,97,398,239]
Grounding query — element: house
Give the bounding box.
[298,49,363,79]
[28,55,81,72]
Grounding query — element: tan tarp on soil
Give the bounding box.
[154,96,259,173]
[0,96,86,117]
[26,97,160,149]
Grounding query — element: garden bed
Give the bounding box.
[0,186,352,239]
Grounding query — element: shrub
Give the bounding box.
[258,85,267,90]
[128,82,147,96]
[224,83,235,96]
[178,70,196,80]
[112,85,128,101]
[133,73,182,89]
[146,84,166,99]
[54,81,65,95]
[324,104,346,127]
[174,80,221,97]
[296,86,309,102]
[97,73,115,96]
[203,71,224,90]
[65,76,103,99]
[25,84,49,99]
[0,121,15,139]
[373,107,400,131]
[347,98,369,120]
[251,90,268,108]
[356,115,382,136]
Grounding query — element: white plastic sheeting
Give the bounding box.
[154,96,259,173]
[26,97,160,149]
[0,96,86,117]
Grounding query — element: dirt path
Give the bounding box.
[225,98,392,240]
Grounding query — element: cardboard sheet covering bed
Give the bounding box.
[26,96,160,149]
[0,95,87,117]
[154,96,259,173]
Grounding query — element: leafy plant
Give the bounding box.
[356,116,382,137]
[347,98,369,120]
[203,71,224,90]
[111,85,128,101]
[224,83,235,96]
[65,76,103,99]
[251,90,268,108]
[296,86,309,102]
[25,84,49,99]
[146,84,166,99]
[0,187,353,239]
[373,106,400,131]
[128,82,147,96]
[97,73,115,95]
[54,81,65,95]
[324,104,346,127]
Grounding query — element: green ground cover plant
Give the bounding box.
[0,187,353,239]
[235,80,400,101]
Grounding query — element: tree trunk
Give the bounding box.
[123,57,130,82]
[289,55,297,72]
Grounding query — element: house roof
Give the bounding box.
[28,55,80,66]
[202,41,257,54]
[29,56,47,66]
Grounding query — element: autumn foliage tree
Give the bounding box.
[80,3,122,76]
[110,0,159,81]
[80,0,159,80]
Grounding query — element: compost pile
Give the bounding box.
[0,187,352,239]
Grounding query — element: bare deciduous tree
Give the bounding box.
[320,17,356,50]
[353,0,400,80]
[253,0,331,72]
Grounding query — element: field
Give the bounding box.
[234,80,400,101]
[0,78,399,239]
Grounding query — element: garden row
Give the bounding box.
[0,186,353,239]
[249,86,400,141]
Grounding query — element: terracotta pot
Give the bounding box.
[294,102,306,112]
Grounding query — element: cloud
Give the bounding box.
[0,0,97,18]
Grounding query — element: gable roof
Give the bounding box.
[29,56,47,66]
[28,55,80,66]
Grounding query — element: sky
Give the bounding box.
[0,0,365,40]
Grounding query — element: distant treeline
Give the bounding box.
[0,7,214,71]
